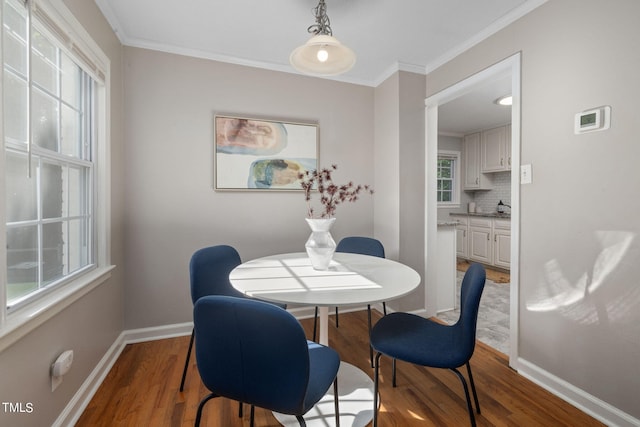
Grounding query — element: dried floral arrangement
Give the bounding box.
[298,164,374,218]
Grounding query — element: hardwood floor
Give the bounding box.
[76,310,604,426]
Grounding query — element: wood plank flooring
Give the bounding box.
[76,310,604,426]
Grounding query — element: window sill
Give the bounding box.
[0,265,116,353]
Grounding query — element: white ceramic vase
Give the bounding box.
[305,218,337,270]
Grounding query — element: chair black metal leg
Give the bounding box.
[466,362,481,414]
[373,352,383,427]
[450,367,477,427]
[238,401,243,418]
[367,305,374,367]
[195,393,218,427]
[313,306,318,341]
[250,405,255,427]
[334,378,340,427]
[382,301,387,315]
[392,358,397,387]
[295,415,307,427]
[335,307,339,327]
[179,328,195,392]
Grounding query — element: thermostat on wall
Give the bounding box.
[575,106,611,134]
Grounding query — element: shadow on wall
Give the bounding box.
[527,230,637,326]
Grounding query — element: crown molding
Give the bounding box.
[425,0,548,73]
[95,0,548,88]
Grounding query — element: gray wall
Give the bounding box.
[0,0,125,426]
[426,0,640,419]
[373,74,400,258]
[373,71,426,312]
[122,47,376,328]
[2,0,638,425]
[397,71,426,311]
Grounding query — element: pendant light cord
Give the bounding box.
[308,0,332,36]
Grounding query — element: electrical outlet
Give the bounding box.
[51,350,73,391]
[51,374,63,391]
[521,164,532,184]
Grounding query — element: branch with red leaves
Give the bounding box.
[298,164,374,218]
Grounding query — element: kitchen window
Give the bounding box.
[437,150,460,206]
[1,0,111,331]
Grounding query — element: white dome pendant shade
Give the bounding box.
[290,34,356,76]
[289,0,356,76]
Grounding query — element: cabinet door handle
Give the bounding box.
[476,177,479,184]
[487,234,490,241]
[500,158,504,166]
[508,157,511,166]
[494,235,497,242]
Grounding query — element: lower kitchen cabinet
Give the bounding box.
[456,217,468,258]
[469,218,492,265]
[493,219,511,269]
[453,214,510,270]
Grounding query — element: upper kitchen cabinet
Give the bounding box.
[463,132,492,190]
[481,124,511,172]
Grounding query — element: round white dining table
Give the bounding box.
[229,252,421,427]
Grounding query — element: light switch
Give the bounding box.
[521,164,532,184]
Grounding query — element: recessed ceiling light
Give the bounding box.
[495,95,512,106]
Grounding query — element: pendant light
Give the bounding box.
[290,0,356,76]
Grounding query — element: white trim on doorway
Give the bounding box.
[424,53,521,369]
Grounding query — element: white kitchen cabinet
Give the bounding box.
[469,218,492,265]
[463,133,492,190]
[453,215,511,270]
[455,217,468,258]
[505,124,512,171]
[481,125,510,172]
[493,219,511,269]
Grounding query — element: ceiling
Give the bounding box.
[94,0,536,133]
[438,74,512,135]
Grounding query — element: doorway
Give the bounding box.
[424,54,521,369]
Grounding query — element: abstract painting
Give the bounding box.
[214,115,318,190]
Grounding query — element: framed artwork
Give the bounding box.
[214,115,319,191]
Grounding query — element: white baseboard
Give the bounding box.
[124,321,194,343]
[52,331,127,427]
[52,323,194,427]
[56,310,637,427]
[517,358,639,427]
[51,307,379,426]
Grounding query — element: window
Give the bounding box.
[2,0,109,315]
[437,150,460,206]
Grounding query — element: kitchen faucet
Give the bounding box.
[497,200,511,213]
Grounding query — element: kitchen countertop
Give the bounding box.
[450,212,511,219]
[437,221,460,226]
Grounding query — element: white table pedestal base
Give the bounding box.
[273,362,375,427]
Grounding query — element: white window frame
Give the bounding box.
[437,150,461,208]
[0,0,113,352]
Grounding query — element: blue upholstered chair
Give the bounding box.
[179,245,245,392]
[180,245,285,393]
[193,295,341,427]
[370,263,486,427]
[313,236,385,365]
